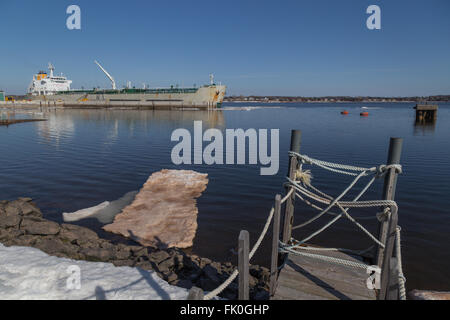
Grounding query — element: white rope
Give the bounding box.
[396,226,407,300]
[289,152,374,173]
[281,188,294,204]
[286,175,386,248]
[289,151,402,176]
[204,206,276,300]
[279,242,370,270]
[286,241,374,256]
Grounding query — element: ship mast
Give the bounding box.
[94,60,117,90]
[48,63,55,77]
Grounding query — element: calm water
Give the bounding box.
[1,102,450,291]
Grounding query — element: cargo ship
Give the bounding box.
[27,62,226,108]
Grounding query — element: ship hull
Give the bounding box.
[28,85,226,108]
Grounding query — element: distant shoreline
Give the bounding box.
[225,95,450,103]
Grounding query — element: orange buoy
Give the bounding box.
[360,112,369,117]
[341,110,349,115]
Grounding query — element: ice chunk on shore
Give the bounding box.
[93,191,138,224]
[103,169,208,249]
[0,243,188,300]
[62,191,138,224]
[63,201,110,222]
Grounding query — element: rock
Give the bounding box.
[80,247,114,262]
[249,275,258,287]
[0,228,24,241]
[134,260,153,270]
[17,235,38,246]
[60,224,99,242]
[181,255,195,270]
[111,260,135,267]
[34,238,77,256]
[199,277,220,292]
[0,213,21,228]
[5,204,21,216]
[203,265,221,284]
[103,169,208,248]
[158,257,175,273]
[409,290,450,300]
[166,272,178,283]
[149,250,170,264]
[114,246,132,260]
[130,246,148,257]
[175,279,193,289]
[253,290,270,300]
[20,202,41,216]
[21,217,60,235]
[199,258,212,268]
[18,197,33,202]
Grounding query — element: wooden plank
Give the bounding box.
[270,195,282,296]
[277,274,373,300]
[273,251,376,300]
[273,284,336,300]
[238,230,249,300]
[278,267,374,299]
[414,104,438,111]
[282,130,301,243]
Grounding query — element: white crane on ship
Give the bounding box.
[94,60,117,90]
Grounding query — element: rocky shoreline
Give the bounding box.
[0,198,269,300]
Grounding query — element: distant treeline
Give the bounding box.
[225,95,450,102]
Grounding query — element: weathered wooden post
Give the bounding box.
[238,230,250,300]
[376,137,403,300]
[270,194,282,296]
[187,286,204,300]
[282,130,301,243]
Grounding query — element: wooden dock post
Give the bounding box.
[238,230,250,300]
[270,194,282,296]
[187,287,204,300]
[414,104,438,124]
[376,137,403,300]
[282,130,301,243]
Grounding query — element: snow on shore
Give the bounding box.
[0,244,188,300]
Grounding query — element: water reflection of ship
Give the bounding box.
[36,109,225,144]
[71,109,226,129]
[37,113,75,144]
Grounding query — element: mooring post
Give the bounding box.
[238,230,250,300]
[282,130,301,243]
[187,286,204,300]
[376,137,403,300]
[270,194,282,296]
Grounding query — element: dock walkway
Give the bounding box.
[273,251,376,300]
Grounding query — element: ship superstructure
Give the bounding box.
[28,63,72,95]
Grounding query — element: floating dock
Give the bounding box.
[0,119,46,126]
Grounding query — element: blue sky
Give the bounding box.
[0,0,449,96]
